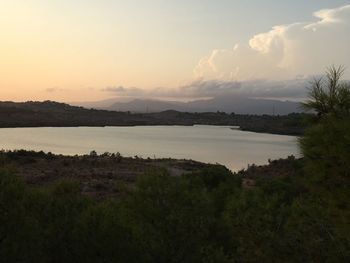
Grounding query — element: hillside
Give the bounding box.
[77,95,302,115]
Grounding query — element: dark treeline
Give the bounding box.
[0,101,307,135]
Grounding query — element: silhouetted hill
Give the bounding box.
[109,99,186,112]
[93,95,303,115]
[187,96,301,115]
[0,100,139,127]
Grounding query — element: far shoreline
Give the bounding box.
[0,100,308,136]
[0,124,301,136]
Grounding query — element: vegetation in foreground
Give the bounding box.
[0,155,348,262]
[0,150,217,199]
[0,66,349,262]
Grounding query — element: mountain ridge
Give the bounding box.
[75,96,302,115]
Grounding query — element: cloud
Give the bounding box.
[194,5,350,81]
[102,78,310,101]
[102,86,126,92]
[101,86,147,96]
[45,87,67,93]
[178,78,309,100]
[100,5,350,102]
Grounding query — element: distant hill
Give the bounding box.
[80,95,302,115]
[108,99,186,113]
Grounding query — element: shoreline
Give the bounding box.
[0,124,302,136]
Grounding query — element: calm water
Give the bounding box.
[0,125,299,171]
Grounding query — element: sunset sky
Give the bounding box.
[1,0,350,102]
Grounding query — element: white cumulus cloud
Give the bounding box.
[194,5,350,81]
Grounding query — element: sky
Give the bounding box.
[0,0,350,102]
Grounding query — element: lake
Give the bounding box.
[0,125,299,171]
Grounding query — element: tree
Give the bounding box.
[300,66,350,184]
[302,65,350,118]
